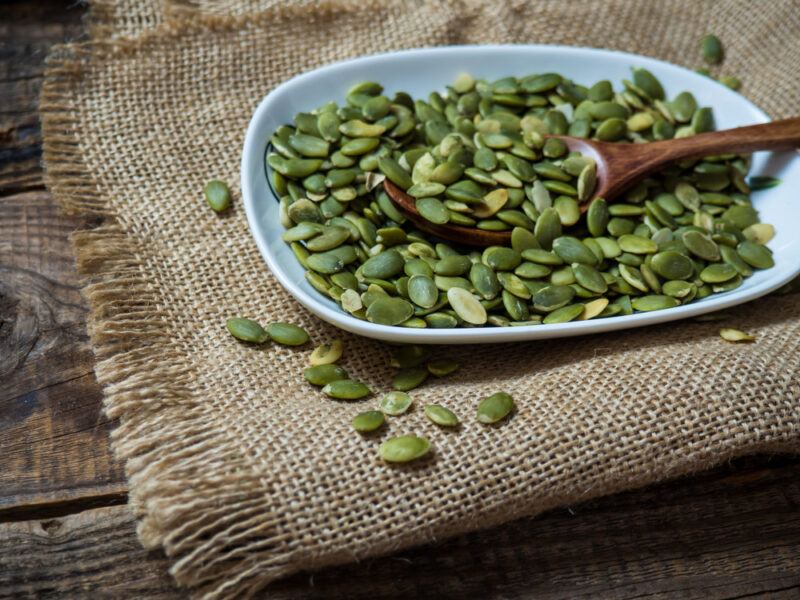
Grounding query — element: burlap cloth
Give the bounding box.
[42,1,800,597]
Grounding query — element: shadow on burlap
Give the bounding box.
[43,0,800,597]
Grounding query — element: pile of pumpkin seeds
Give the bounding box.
[267,66,775,329]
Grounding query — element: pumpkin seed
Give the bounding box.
[425,404,460,427]
[309,340,343,365]
[393,367,429,391]
[700,263,737,283]
[447,287,487,325]
[682,230,721,261]
[579,298,609,320]
[476,392,515,424]
[737,240,774,269]
[379,435,431,463]
[366,297,415,325]
[226,317,269,343]
[552,236,598,265]
[304,364,348,386]
[631,295,680,311]
[204,180,232,212]
[380,391,413,415]
[543,303,584,324]
[323,379,370,400]
[427,359,459,377]
[352,410,385,433]
[266,323,309,346]
[701,34,724,65]
[719,328,755,343]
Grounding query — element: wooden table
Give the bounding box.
[2,2,799,597]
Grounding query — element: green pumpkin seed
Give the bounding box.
[476,392,515,424]
[737,240,774,269]
[352,410,385,433]
[204,180,232,212]
[700,263,738,283]
[266,322,309,346]
[226,317,269,343]
[470,263,501,300]
[552,236,598,265]
[573,263,608,293]
[651,251,694,280]
[366,297,415,325]
[362,249,404,279]
[377,391,414,418]
[720,245,753,277]
[309,340,343,366]
[323,379,370,400]
[631,295,680,311]
[393,367,429,391]
[579,297,609,320]
[424,404,460,427]
[379,435,431,463]
[427,359,459,377]
[534,207,563,250]
[719,328,755,343]
[682,230,721,261]
[542,303,584,324]
[701,34,724,65]
[618,234,658,254]
[447,287,487,325]
[289,133,330,157]
[307,252,344,274]
[482,246,521,271]
[408,275,439,309]
[533,284,575,312]
[304,364,349,386]
[416,197,450,224]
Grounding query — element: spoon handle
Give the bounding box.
[655,116,800,162]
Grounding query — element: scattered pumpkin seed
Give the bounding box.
[379,434,431,463]
[226,317,269,343]
[352,410,385,433]
[266,322,309,346]
[322,379,371,400]
[304,364,348,386]
[204,180,232,212]
[476,392,515,424]
[719,328,755,343]
[424,404,460,427]
[309,340,343,365]
[393,367,429,391]
[427,359,459,377]
[380,391,413,415]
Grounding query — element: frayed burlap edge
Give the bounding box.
[41,36,305,599]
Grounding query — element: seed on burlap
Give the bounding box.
[719,328,755,343]
[226,317,269,343]
[266,323,310,346]
[204,180,232,212]
[425,405,460,427]
[309,340,343,365]
[380,391,413,415]
[379,435,431,463]
[476,392,515,424]
[352,410,385,433]
[322,379,371,400]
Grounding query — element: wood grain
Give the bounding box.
[0,0,125,516]
[2,457,798,599]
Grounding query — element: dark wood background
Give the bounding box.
[1,2,799,598]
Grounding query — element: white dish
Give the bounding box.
[241,45,800,344]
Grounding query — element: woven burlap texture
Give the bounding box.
[42,1,800,598]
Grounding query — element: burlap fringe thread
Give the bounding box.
[40,39,302,598]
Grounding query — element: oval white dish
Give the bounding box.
[241,45,800,344]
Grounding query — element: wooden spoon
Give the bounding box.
[384,116,800,247]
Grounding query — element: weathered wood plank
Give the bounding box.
[0,190,125,512]
[0,1,85,194]
[2,459,799,599]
